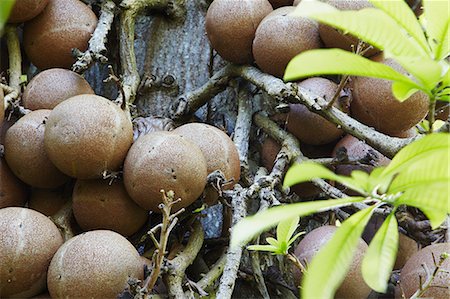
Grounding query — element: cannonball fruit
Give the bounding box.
[206,0,273,64]
[5,109,70,188]
[0,158,28,208]
[72,179,148,236]
[394,233,419,270]
[23,0,98,69]
[287,77,343,145]
[124,131,207,212]
[8,0,49,24]
[253,6,322,78]
[318,0,380,57]
[173,123,240,205]
[294,225,371,299]
[351,55,429,134]
[44,95,133,179]
[0,207,63,298]
[22,68,94,110]
[47,230,144,299]
[28,187,69,216]
[399,243,450,298]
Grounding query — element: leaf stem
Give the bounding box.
[428,96,436,133]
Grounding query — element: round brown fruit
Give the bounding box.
[5,110,70,188]
[0,207,63,298]
[22,68,94,110]
[47,230,144,299]
[399,243,449,298]
[206,0,273,64]
[332,135,390,177]
[269,0,294,9]
[23,0,97,69]
[318,0,379,57]
[261,137,321,197]
[72,179,148,237]
[351,55,429,134]
[394,233,419,270]
[8,0,49,23]
[28,187,69,216]
[124,131,207,212]
[0,157,28,208]
[44,95,133,179]
[253,6,322,78]
[294,225,371,299]
[173,123,240,205]
[286,78,343,144]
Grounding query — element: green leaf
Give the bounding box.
[292,0,428,58]
[369,0,430,55]
[284,49,420,91]
[382,133,450,177]
[284,161,368,195]
[247,244,278,253]
[392,81,420,101]
[266,237,279,247]
[392,55,443,91]
[277,216,300,246]
[362,212,399,293]
[423,0,450,60]
[288,231,306,247]
[230,197,365,248]
[0,0,14,32]
[302,205,378,299]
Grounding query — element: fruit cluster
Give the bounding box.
[1,1,240,298]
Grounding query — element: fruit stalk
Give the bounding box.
[3,25,21,109]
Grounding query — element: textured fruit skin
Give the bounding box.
[351,55,429,134]
[294,225,371,299]
[73,179,148,236]
[173,123,240,205]
[268,0,294,8]
[332,135,391,176]
[22,68,94,110]
[253,6,322,78]
[0,158,28,208]
[8,0,49,23]
[124,131,207,212]
[44,95,133,179]
[47,230,144,299]
[394,233,419,270]
[206,0,273,64]
[5,110,70,188]
[399,243,450,298]
[28,187,69,216]
[0,207,63,298]
[318,0,380,57]
[287,78,343,144]
[23,0,97,69]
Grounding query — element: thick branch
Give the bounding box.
[4,25,21,109]
[72,0,117,73]
[165,220,204,298]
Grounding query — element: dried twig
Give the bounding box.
[72,0,117,73]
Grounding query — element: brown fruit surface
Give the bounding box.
[399,243,450,298]
[394,233,419,270]
[173,123,240,205]
[0,157,28,208]
[44,95,133,179]
[28,187,69,216]
[261,137,321,197]
[287,78,343,144]
[5,110,70,188]
[124,131,207,212]
[253,6,321,78]
[318,0,380,57]
[269,0,294,8]
[205,0,273,64]
[436,101,449,121]
[0,207,63,298]
[294,225,371,299]
[351,55,429,134]
[332,135,391,176]
[47,230,144,299]
[72,179,148,236]
[8,0,49,23]
[23,0,97,69]
[22,68,94,110]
